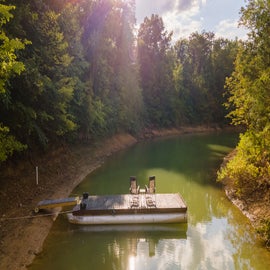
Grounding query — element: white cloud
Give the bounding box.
[215,19,248,40]
[136,0,204,41]
[163,11,202,40]
[132,218,235,269]
[136,0,205,23]
[162,1,205,41]
[202,0,207,5]
[135,0,247,41]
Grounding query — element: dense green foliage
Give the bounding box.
[0,0,239,162]
[138,14,174,126]
[218,0,270,243]
[173,33,238,124]
[218,0,270,193]
[137,16,238,127]
[0,3,28,161]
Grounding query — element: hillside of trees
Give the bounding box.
[0,0,239,163]
[0,0,269,245]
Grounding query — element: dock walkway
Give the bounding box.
[35,197,80,213]
[74,193,187,214]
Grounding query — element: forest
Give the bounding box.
[0,0,238,160]
[0,0,269,241]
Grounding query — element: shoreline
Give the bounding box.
[0,133,138,270]
[0,126,241,269]
[220,152,270,244]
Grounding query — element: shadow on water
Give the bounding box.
[75,131,239,196]
[132,132,238,186]
[68,223,188,245]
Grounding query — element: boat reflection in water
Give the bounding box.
[30,219,187,270]
[69,223,187,259]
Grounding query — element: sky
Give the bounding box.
[135,0,248,41]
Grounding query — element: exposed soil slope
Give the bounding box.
[0,133,137,270]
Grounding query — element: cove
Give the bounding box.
[30,132,270,270]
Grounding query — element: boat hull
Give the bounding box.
[67,193,187,225]
[67,212,187,225]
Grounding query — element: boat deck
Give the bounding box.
[73,193,187,215]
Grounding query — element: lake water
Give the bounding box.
[30,132,270,270]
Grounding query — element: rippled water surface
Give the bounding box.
[30,132,270,270]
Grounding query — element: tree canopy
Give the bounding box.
[219,0,270,192]
[218,0,270,243]
[0,3,28,161]
[0,0,239,162]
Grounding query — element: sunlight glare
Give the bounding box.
[128,255,136,270]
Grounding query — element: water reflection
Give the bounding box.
[31,223,187,270]
[30,133,270,270]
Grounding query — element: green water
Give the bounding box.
[30,132,270,270]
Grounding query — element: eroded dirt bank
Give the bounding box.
[0,133,138,270]
[0,126,246,270]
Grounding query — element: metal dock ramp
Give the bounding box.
[35,197,80,213]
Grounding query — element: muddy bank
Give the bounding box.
[0,126,224,270]
[0,133,137,270]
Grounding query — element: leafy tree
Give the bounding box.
[0,3,27,161]
[81,0,143,136]
[173,39,194,123]
[0,125,26,162]
[211,38,238,123]
[138,14,175,127]
[1,0,76,147]
[218,0,270,243]
[110,0,143,133]
[56,2,93,140]
[1,0,143,154]
[0,4,25,93]
[174,32,237,125]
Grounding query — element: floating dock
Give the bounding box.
[35,176,188,225]
[67,193,187,225]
